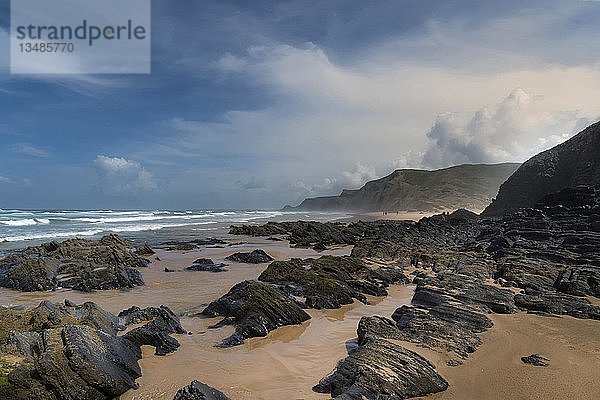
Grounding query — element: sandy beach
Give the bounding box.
[413,312,600,400]
[357,209,483,222]
[1,227,599,399]
[0,236,416,399]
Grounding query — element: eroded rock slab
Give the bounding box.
[1,301,183,399]
[258,256,408,309]
[186,259,228,273]
[314,316,448,399]
[0,235,147,292]
[521,354,550,367]
[173,380,231,400]
[225,249,274,264]
[201,280,310,347]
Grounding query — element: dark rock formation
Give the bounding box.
[173,380,231,400]
[225,249,274,264]
[121,305,185,356]
[186,259,228,273]
[514,292,600,320]
[258,256,408,309]
[202,280,310,347]
[415,273,516,314]
[521,354,550,367]
[230,221,361,247]
[0,300,184,400]
[314,316,448,399]
[483,122,600,216]
[8,324,142,400]
[159,238,227,251]
[392,305,491,359]
[118,305,183,328]
[287,163,520,212]
[161,241,197,251]
[0,235,147,292]
[192,238,227,246]
[135,243,155,256]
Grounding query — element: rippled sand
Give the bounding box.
[0,237,414,399]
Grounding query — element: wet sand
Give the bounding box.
[3,234,599,399]
[124,284,414,400]
[0,237,352,315]
[413,312,600,400]
[358,209,484,222]
[0,237,414,399]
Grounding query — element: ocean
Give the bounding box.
[0,208,348,253]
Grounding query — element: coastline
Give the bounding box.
[1,210,600,400]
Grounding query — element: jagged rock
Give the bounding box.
[135,243,155,256]
[356,316,404,345]
[314,316,448,399]
[160,241,197,251]
[258,256,408,309]
[555,266,600,297]
[0,300,120,343]
[8,324,142,400]
[0,235,147,292]
[392,305,492,359]
[173,380,231,400]
[521,354,550,367]
[225,249,274,264]
[124,322,181,356]
[201,280,310,347]
[514,292,600,319]
[230,221,360,246]
[119,305,185,331]
[416,273,516,314]
[447,208,479,221]
[1,301,183,399]
[122,306,185,355]
[191,238,227,246]
[186,259,228,273]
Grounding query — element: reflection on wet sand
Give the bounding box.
[0,238,413,399]
[124,284,415,400]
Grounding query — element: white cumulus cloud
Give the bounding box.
[341,162,378,188]
[94,156,157,196]
[422,88,593,168]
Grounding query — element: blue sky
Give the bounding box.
[1,0,599,210]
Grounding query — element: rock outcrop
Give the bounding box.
[521,354,550,367]
[135,243,155,256]
[0,300,183,400]
[225,249,274,264]
[314,316,448,399]
[230,221,361,247]
[483,121,600,216]
[186,259,228,273]
[258,256,408,309]
[173,380,231,400]
[120,305,187,356]
[0,235,147,292]
[201,280,310,347]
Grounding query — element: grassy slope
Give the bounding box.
[293,163,520,212]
